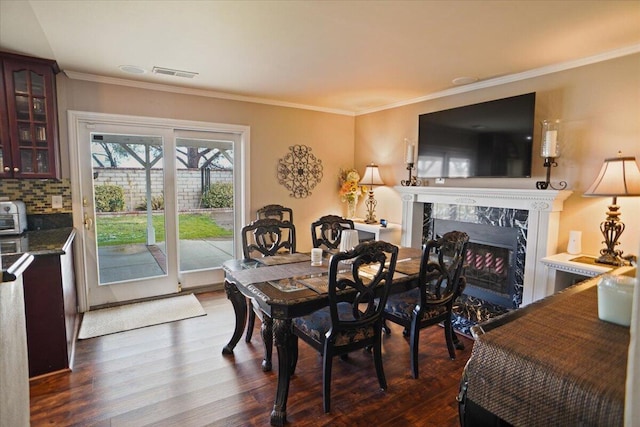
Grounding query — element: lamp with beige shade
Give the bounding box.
[359,163,384,224]
[584,152,640,266]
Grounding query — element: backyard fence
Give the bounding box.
[93,167,233,211]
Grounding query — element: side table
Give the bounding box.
[540,252,614,293]
[353,221,401,245]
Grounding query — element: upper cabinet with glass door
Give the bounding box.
[0,52,60,179]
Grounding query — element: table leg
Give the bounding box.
[222,280,247,355]
[261,315,273,372]
[270,318,294,426]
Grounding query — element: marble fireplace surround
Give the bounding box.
[395,186,572,307]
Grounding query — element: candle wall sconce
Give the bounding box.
[536,120,567,190]
[401,138,421,186]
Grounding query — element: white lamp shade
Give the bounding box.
[359,163,384,186]
[584,156,640,197]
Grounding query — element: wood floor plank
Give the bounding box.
[30,290,472,426]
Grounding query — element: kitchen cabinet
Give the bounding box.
[17,229,78,377]
[0,51,60,179]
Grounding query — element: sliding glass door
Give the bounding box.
[70,112,249,310]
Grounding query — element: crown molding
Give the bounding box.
[355,43,640,116]
[63,71,355,117]
[64,43,640,118]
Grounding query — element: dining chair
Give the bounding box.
[310,214,355,251]
[242,217,297,371]
[253,204,294,257]
[383,230,469,379]
[242,217,296,258]
[291,240,399,413]
[256,204,293,223]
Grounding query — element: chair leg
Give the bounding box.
[443,316,456,360]
[261,315,273,371]
[322,350,333,413]
[409,317,421,379]
[245,305,255,342]
[373,334,387,391]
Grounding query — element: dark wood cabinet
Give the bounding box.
[22,245,77,377]
[0,51,60,179]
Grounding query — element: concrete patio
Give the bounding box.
[98,238,234,284]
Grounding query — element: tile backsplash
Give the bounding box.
[0,179,72,214]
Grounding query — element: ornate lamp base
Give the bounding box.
[364,191,378,224]
[594,199,629,266]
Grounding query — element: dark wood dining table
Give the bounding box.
[221,247,422,426]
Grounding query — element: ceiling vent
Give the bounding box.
[152,66,198,79]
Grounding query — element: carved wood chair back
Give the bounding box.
[241,218,296,259]
[311,214,355,251]
[256,204,293,224]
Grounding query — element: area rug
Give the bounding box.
[78,294,206,339]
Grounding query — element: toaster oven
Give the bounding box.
[0,200,27,235]
[0,234,29,255]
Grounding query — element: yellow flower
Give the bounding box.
[338,168,366,203]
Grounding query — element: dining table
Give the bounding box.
[221,247,423,426]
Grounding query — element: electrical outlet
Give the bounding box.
[52,195,63,209]
[435,178,445,184]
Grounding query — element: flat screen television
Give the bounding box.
[417,92,536,179]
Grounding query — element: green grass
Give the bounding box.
[96,213,232,246]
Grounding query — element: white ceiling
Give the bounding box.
[1,0,639,115]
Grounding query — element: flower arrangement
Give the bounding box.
[338,168,366,204]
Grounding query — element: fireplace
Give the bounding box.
[433,219,519,308]
[396,186,572,327]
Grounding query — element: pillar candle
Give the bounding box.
[541,129,559,157]
[405,143,415,164]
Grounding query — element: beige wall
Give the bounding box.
[354,53,640,259]
[56,77,355,251]
[55,53,639,257]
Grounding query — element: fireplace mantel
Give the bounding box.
[394,186,573,306]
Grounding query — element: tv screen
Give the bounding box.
[417,92,535,179]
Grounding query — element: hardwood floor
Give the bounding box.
[30,290,473,426]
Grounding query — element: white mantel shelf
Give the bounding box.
[394,186,572,212]
[394,186,573,306]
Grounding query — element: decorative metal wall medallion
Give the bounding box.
[277,145,323,198]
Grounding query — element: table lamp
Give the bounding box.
[359,163,384,224]
[583,152,640,266]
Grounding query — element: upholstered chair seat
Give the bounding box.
[293,302,376,347]
[384,288,449,322]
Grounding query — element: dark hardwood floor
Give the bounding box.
[30,290,472,426]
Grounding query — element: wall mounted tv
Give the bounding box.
[417,92,536,179]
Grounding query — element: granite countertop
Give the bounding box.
[1,227,75,276]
